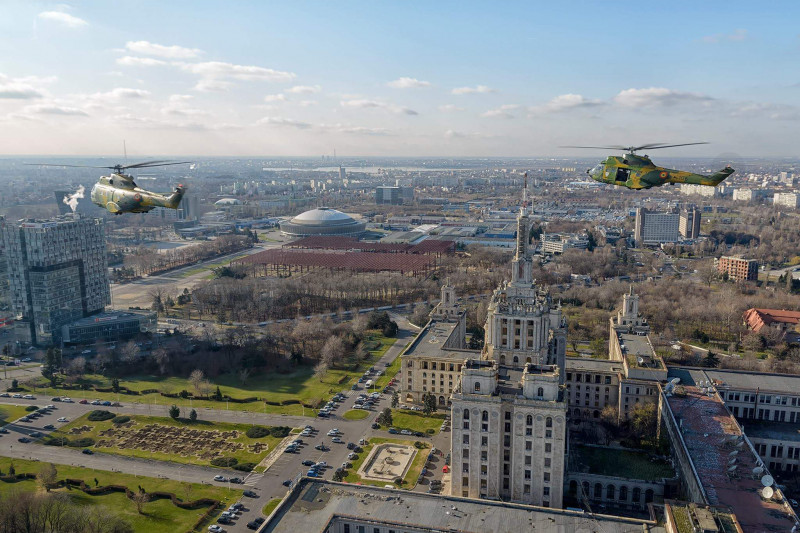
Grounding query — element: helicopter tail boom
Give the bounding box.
[165,185,186,209]
[681,165,735,187]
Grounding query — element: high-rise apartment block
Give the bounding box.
[634,208,680,246]
[678,206,701,239]
[1,214,110,345]
[773,192,799,209]
[716,256,758,282]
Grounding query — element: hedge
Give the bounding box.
[245,426,270,439]
[232,462,256,472]
[112,416,131,424]
[210,457,238,467]
[87,410,115,422]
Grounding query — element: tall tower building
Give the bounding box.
[483,206,566,371]
[450,359,567,507]
[1,214,110,345]
[679,206,701,239]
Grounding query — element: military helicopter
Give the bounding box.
[31,160,191,214]
[564,142,734,190]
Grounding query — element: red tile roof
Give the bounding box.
[743,308,800,333]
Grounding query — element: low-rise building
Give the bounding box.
[716,256,759,282]
[743,308,800,342]
[773,192,799,209]
[61,310,157,345]
[540,232,589,254]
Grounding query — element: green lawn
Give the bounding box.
[390,410,445,434]
[0,458,238,533]
[174,252,252,278]
[22,334,398,417]
[343,409,369,420]
[572,445,675,481]
[342,437,429,488]
[48,413,284,470]
[373,356,402,390]
[0,404,32,426]
[262,498,282,516]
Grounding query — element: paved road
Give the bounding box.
[0,320,450,533]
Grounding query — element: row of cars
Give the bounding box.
[317,393,346,418]
[0,393,36,400]
[13,404,68,443]
[51,396,121,407]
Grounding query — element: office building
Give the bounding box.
[450,359,567,506]
[375,186,404,205]
[733,188,770,203]
[633,208,679,246]
[61,310,156,345]
[1,214,110,345]
[716,256,758,282]
[539,232,589,254]
[773,192,799,209]
[679,183,719,197]
[678,206,701,239]
[338,166,346,181]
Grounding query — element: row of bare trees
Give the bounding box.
[0,489,133,533]
[122,235,253,278]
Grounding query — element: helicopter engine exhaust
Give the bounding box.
[63,185,85,213]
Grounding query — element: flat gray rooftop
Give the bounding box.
[704,368,800,394]
[566,357,624,373]
[740,420,800,443]
[618,334,655,358]
[262,479,657,533]
[403,320,474,360]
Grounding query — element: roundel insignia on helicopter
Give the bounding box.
[660,171,668,179]
[133,193,142,202]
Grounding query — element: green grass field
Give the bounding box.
[0,404,33,426]
[49,413,284,470]
[21,334,398,417]
[373,356,402,390]
[390,410,445,434]
[174,252,253,279]
[342,409,369,420]
[0,458,238,533]
[262,498,282,517]
[342,437,429,488]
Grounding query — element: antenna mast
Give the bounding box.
[521,172,529,214]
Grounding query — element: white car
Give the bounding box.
[61,398,73,403]
[57,417,68,423]
[23,394,35,400]
[213,475,226,482]
[208,525,223,532]
[331,437,343,443]
[400,429,412,435]
[326,430,338,436]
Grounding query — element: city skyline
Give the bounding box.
[1,1,800,157]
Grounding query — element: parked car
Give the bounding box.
[30,431,44,438]
[302,460,315,466]
[229,477,242,484]
[315,444,329,451]
[213,475,227,482]
[17,437,31,443]
[388,428,398,434]
[43,424,55,430]
[400,429,412,435]
[282,479,292,487]
[246,517,265,530]
[57,417,68,422]
[61,397,73,403]
[82,449,93,455]
[331,437,343,444]
[243,490,258,498]
[207,525,223,532]
[23,394,35,400]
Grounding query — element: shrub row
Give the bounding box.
[112,416,130,424]
[233,462,256,472]
[210,457,238,467]
[87,410,115,422]
[44,436,95,448]
[245,426,270,439]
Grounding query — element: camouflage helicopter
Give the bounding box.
[32,160,191,214]
[564,142,734,190]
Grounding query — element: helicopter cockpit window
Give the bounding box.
[615,168,630,182]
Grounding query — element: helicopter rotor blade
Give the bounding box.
[120,161,193,170]
[560,145,629,150]
[24,163,116,169]
[630,142,709,151]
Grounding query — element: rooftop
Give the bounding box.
[664,376,797,532]
[66,310,154,327]
[703,368,800,394]
[403,321,476,360]
[619,334,663,370]
[739,420,800,443]
[570,445,676,482]
[566,357,625,373]
[291,207,356,225]
[261,479,658,533]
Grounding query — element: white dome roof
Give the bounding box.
[291,207,355,225]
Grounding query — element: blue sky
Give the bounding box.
[1,1,799,156]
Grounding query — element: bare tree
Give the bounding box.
[36,463,57,492]
[238,368,251,386]
[131,491,149,514]
[119,341,140,365]
[320,335,347,367]
[188,369,205,395]
[314,361,329,382]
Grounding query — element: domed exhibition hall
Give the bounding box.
[279,207,366,238]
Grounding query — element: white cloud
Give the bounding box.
[194,79,232,92]
[481,104,519,119]
[438,104,464,112]
[444,129,485,139]
[0,75,45,99]
[264,93,286,102]
[256,117,312,129]
[529,94,604,114]
[702,29,748,43]
[387,77,431,89]
[162,106,209,117]
[116,56,168,67]
[169,94,194,103]
[339,126,391,136]
[298,100,318,107]
[452,85,496,95]
[125,41,203,59]
[286,85,321,94]
[23,104,88,116]
[37,11,88,28]
[178,61,296,82]
[614,87,714,108]
[90,88,150,100]
[340,99,418,115]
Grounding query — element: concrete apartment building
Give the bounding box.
[450,360,567,507]
[773,191,799,209]
[634,208,680,246]
[716,256,759,282]
[0,214,110,345]
[678,206,701,239]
